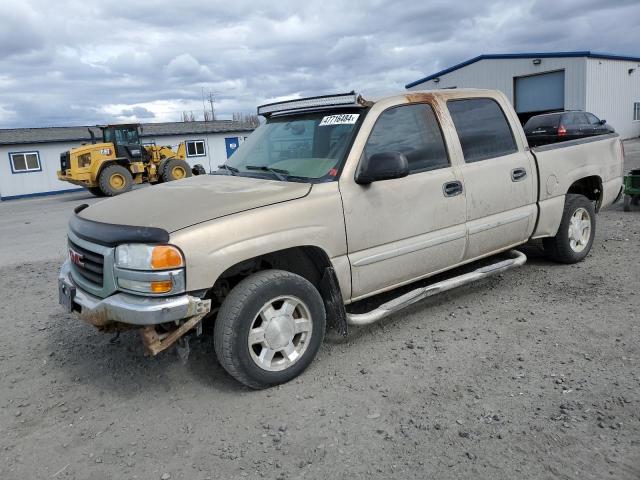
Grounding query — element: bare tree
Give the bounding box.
[182,111,196,122]
[232,112,260,128]
[203,110,213,122]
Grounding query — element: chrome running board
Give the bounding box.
[346,250,527,326]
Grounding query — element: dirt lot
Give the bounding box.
[1,141,639,480]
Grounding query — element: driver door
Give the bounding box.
[339,103,467,300]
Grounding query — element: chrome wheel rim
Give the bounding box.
[248,295,313,372]
[568,207,591,252]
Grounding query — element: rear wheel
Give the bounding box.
[543,194,595,263]
[98,165,133,196]
[161,159,192,182]
[214,270,326,389]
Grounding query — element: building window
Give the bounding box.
[634,102,640,121]
[186,140,206,157]
[10,151,41,173]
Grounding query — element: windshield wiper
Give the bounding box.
[217,164,240,175]
[245,165,289,181]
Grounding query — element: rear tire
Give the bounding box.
[543,194,595,263]
[98,165,133,196]
[161,159,192,182]
[214,269,326,389]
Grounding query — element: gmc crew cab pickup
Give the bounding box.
[58,89,624,388]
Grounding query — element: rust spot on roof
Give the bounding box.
[404,92,437,104]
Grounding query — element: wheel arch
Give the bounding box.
[567,175,603,211]
[211,245,348,335]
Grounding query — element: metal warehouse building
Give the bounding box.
[0,121,254,201]
[406,51,640,139]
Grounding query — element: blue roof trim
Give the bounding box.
[405,51,640,88]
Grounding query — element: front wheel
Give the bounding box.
[98,165,133,196]
[214,270,326,389]
[543,194,596,263]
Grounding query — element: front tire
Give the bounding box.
[214,270,326,389]
[543,194,596,263]
[98,165,133,196]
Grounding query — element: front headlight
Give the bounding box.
[115,244,184,270]
[115,244,185,295]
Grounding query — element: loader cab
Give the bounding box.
[101,124,144,161]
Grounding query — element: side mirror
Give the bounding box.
[599,119,607,125]
[355,151,410,185]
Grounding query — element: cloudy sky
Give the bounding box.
[1,0,638,128]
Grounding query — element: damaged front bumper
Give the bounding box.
[58,260,211,355]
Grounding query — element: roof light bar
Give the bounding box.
[257,92,363,117]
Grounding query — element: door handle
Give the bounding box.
[511,168,527,182]
[443,180,463,197]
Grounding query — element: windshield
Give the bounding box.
[222,110,364,182]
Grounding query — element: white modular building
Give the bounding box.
[0,121,254,200]
[406,51,640,139]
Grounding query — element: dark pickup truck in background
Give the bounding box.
[524,111,615,147]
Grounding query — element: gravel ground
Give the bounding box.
[1,141,639,480]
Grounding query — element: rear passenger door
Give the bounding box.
[341,103,467,300]
[447,98,537,260]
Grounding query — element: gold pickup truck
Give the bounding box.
[58,89,624,388]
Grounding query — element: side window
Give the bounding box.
[447,98,518,163]
[364,104,449,173]
[562,112,582,126]
[585,113,600,125]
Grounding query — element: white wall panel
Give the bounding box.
[585,58,640,139]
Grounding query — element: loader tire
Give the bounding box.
[162,159,192,182]
[98,165,133,196]
[155,159,169,183]
[543,194,595,264]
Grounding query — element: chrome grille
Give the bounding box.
[68,239,104,288]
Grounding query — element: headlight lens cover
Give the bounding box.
[115,244,184,271]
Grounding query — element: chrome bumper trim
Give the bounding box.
[59,260,210,326]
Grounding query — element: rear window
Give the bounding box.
[447,98,518,163]
[524,114,561,131]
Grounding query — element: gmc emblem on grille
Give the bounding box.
[69,248,84,267]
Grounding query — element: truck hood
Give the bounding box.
[78,174,312,232]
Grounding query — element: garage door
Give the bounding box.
[515,70,565,113]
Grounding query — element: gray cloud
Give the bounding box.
[0,0,638,127]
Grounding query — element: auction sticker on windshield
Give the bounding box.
[319,114,360,126]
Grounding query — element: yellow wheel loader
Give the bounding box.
[57,124,204,196]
